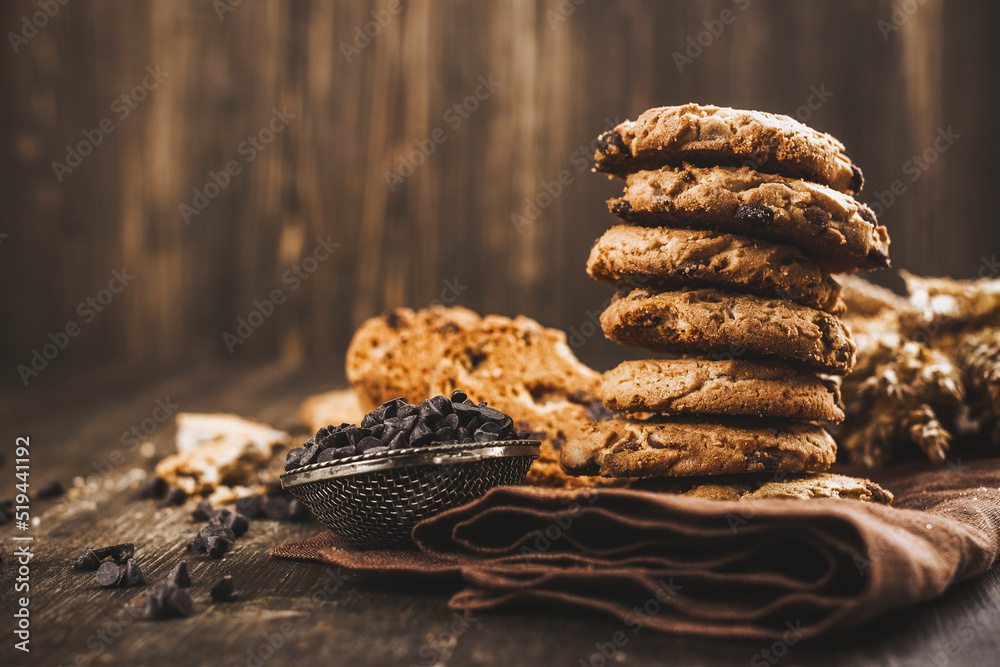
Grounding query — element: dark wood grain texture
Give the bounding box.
[1,365,999,667]
[2,0,1000,379]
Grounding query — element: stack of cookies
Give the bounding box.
[561,103,892,481]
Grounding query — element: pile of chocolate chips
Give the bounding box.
[72,543,147,588]
[284,390,524,471]
[186,500,250,559]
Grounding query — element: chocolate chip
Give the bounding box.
[430,395,453,414]
[36,479,64,499]
[141,582,192,620]
[73,547,101,571]
[817,316,837,347]
[479,422,501,434]
[139,477,169,500]
[408,422,435,447]
[396,403,418,419]
[206,537,231,559]
[317,446,353,462]
[850,164,865,193]
[419,400,442,419]
[611,440,642,453]
[94,543,134,565]
[677,261,705,277]
[211,575,238,602]
[382,311,404,329]
[473,430,495,443]
[803,206,830,226]
[866,246,890,267]
[865,482,890,505]
[165,487,188,507]
[168,560,192,588]
[387,432,407,450]
[298,443,321,466]
[186,536,206,554]
[356,436,384,453]
[200,524,236,547]
[596,129,628,158]
[450,390,468,403]
[386,415,417,433]
[122,558,146,587]
[224,512,250,538]
[476,406,503,423]
[611,199,633,218]
[452,401,479,420]
[857,204,878,227]
[746,452,780,472]
[191,500,215,522]
[96,562,120,588]
[379,397,406,419]
[284,447,306,471]
[735,203,774,225]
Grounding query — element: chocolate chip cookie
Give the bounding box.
[608,164,890,274]
[600,287,857,374]
[594,103,864,194]
[560,415,836,478]
[587,225,844,313]
[601,358,844,422]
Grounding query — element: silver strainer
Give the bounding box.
[279,440,540,548]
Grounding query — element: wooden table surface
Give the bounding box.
[2,362,999,667]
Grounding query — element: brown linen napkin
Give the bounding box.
[271,458,1000,640]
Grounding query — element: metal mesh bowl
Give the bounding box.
[279,440,540,548]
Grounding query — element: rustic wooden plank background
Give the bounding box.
[2,0,999,381]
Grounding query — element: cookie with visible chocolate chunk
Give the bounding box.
[601,358,844,422]
[560,415,836,478]
[600,287,857,374]
[594,103,864,194]
[587,225,844,313]
[630,472,893,504]
[608,164,889,274]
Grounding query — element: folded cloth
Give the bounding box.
[271,458,1000,640]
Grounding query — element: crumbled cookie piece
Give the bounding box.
[155,414,289,495]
